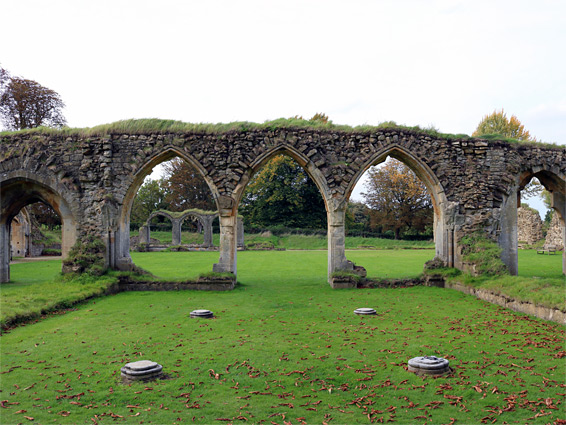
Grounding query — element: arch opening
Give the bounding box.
[509,169,566,276]
[234,151,329,282]
[118,149,221,279]
[343,147,451,281]
[0,177,77,282]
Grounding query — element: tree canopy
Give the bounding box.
[130,179,169,226]
[161,158,215,211]
[472,109,533,141]
[0,67,66,130]
[239,155,326,229]
[362,158,433,239]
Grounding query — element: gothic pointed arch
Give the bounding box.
[115,146,221,270]
[0,171,79,282]
[346,145,448,217]
[232,144,331,211]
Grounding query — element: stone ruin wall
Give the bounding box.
[1,125,565,281]
[545,213,564,250]
[517,207,544,245]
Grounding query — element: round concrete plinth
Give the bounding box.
[190,309,214,318]
[121,360,163,383]
[408,356,450,375]
[354,308,377,315]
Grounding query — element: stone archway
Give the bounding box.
[139,210,236,249]
[146,210,182,245]
[2,123,564,284]
[232,145,333,277]
[115,148,227,273]
[10,208,31,258]
[0,173,78,282]
[345,146,454,271]
[501,168,566,274]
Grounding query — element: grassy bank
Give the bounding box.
[0,264,116,329]
[439,250,565,311]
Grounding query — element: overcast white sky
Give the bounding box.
[2,0,564,214]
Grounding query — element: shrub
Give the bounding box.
[459,232,508,276]
[41,248,61,256]
[62,234,107,276]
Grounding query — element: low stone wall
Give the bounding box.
[359,278,422,289]
[117,276,236,291]
[445,281,565,325]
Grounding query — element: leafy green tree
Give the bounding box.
[240,155,326,229]
[0,67,66,130]
[541,188,552,209]
[161,158,215,211]
[472,109,533,141]
[543,209,554,235]
[131,179,169,226]
[362,158,433,239]
[29,202,61,230]
[346,201,371,233]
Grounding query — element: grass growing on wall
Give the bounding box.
[3,117,562,148]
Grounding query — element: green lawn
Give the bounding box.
[2,249,562,329]
[517,249,564,279]
[133,231,435,251]
[1,250,564,424]
[129,249,436,281]
[8,260,62,285]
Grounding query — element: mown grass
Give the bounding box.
[517,250,564,279]
[135,231,435,251]
[1,251,564,424]
[3,249,562,332]
[128,250,436,282]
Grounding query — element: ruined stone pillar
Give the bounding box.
[327,203,353,282]
[139,226,149,244]
[171,218,182,246]
[440,201,464,269]
[0,222,10,283]
[213,196,237,274]
[202,216,214,248]
[213,214,237,273]
[551,191,566,274]
[237,217,244,248]
[498,190,519,275]
[61,217,77,259]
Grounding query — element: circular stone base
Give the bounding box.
[354,308,377,315]
[190,309,214,318]
[121,360,163,383]
[407,356,450,375]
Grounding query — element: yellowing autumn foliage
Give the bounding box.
[472,109,534,141]
[362,158,433,239]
